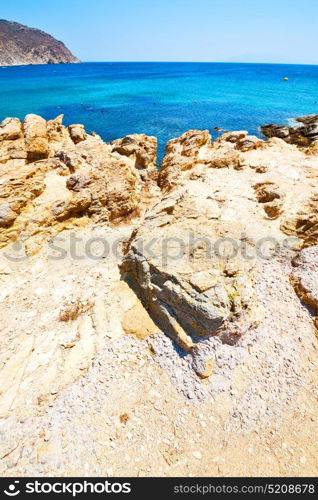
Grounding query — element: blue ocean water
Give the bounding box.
[0,62,318,159]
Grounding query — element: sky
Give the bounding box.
[1,0,318,64]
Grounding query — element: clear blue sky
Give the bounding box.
[1,0,318,64]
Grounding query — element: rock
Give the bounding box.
[261,115,318,146]
[0,114,158,253]
[66,174,89,192]
[68,124,87,144]
[281,192,318,247]
[110,134,158,184]
[192,358,214,379]
[121,299,158,339]
[261,124,290,140]
[236,135,264,152]
[0,118,22,141]
[1,118,318,478]
[0,203,18,228]
[110,134,157,168]
[124,133,269,349]
[23,114,49,160]
[158,130,244,190]
[253,182,285,219]
[124,128,318,350]
[306,140,318,155]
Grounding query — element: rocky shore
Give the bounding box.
[261,114,318,147]
[0,114,317,476]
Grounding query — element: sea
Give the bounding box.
[0,62,317,159]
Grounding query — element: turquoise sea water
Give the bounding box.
[0,62,318,158]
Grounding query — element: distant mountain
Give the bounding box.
[0,19,80,66]
[226,52,318,65]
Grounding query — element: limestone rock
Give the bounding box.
[23,114,49,160]
[0,114,158,253]
[69,124,87,144]
[0,117,22,141]
[121,299,158,339]
[110,134,158,184]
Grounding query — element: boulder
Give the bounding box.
[0,117,22,141]
[68,124,87,144]
[110,134,158,184]
[261,115,318,146]
[23,114,49,160]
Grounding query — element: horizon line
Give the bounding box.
[78,60,318,67]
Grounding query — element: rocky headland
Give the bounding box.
[0,115,317,476]
[0,20,79,66]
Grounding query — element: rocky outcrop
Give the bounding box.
[2,116,318,346]
[123,129,318,349]
[0,20,79,66]
[261,114,318,147]
[0,114,159,254]
[1,118,318,477]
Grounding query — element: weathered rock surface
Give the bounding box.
[124,129,318,349]
[0,19,79,66]
[0,114,159,254]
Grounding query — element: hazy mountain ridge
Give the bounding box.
[0,19,80,66]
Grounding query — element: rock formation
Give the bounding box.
[123,129,318,350]
[0,20,79,66]
[261,114,318,147]
[0,114,158,254]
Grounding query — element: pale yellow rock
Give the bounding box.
[122,300,158,339]
[23,114,49,159]
[0,117,22,141]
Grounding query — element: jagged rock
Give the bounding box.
[0,117,22,141]
[69,124,87,144]
[110,134,158,184]
[0,114,158,253]
[261,115,318,146]
[253,182,285,219]
[159,130,244,190]
[306,140,318,155]
[0,203,18,228]
[236,134,264,152]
